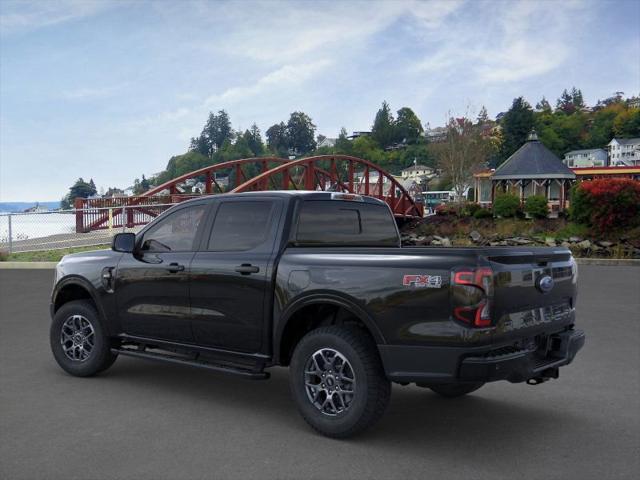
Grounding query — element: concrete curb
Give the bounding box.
[575,258,640,266]
[0,262,58,269]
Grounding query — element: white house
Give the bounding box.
[608,138,640,166]
[563,148,608,168]
[317,137,337,148]
[401,164,435,182]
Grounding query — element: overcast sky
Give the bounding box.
[1,0,639,201]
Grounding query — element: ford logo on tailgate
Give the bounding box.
[536,274,554,294]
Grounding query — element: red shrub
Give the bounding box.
[571,178,640,233]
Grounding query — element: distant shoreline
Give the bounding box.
[0,201,61,214]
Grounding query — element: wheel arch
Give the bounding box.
[52,276,113,334]
[274,293,385,366]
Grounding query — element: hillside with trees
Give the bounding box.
[74,89,638,197]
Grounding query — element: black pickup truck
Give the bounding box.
[50,191,584,437]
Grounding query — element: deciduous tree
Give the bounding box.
[436,115,490,200]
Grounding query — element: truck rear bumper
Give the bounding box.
[379,328,585,384]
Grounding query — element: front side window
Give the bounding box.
[207,201,275,251]
[141,204,206,252]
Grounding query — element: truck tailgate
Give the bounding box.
[487,249,577,343]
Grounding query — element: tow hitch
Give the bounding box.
[526,367,559,385]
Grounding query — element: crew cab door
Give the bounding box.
[115,203,208,342]
[190,198,284,353]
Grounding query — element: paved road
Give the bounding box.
[1,267,639,480]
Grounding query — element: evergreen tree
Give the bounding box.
[395,107,424,143]
[499,97,535,164]
[536,97,552,113]
[477,106,490,124]
[371,101,395,148]
[335,127,352,154]
[140,174,150,192]
[243,123,264,156]
[286,111,317,154]
[557,89,576,114]
[200,110,233,155]
[189,135,209,157]
[266,122,289,155]
[571,87,585,110]
[63,178,98,207]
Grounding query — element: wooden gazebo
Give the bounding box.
[474,131,576,216]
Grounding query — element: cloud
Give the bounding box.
[205,59,332,105]
[0,0,116,35]
[412,0,585,84]
[155,0,464,64]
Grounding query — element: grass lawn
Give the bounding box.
[1,245,110,262]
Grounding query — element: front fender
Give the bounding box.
[51,275,116,335]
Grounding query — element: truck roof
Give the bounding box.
[180,190,388,205]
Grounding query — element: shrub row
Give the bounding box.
[570,178,640,233]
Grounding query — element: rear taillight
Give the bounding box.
[451,267,494,327]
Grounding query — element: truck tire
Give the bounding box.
[50,300,118,377]
[289,325,391,438]
[428,382,484,398]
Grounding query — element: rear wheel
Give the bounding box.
[428,382,484,398]
[50,300,118,377]
[289,325,390,438]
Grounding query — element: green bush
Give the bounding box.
[524,195,549,219]
[493,193,521,218]
[473,208,493,219]
[461,202,481,217]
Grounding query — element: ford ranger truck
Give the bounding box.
[50,191,585,438]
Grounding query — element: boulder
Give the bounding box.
[507,237,533,245]
[577,240,591,249]
[469,230,482,243]
[441,237,452,247]
[569,236,582,243]
[597,241,614,248]
[545,237,556,247]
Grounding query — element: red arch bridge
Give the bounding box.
[75,155,424,233]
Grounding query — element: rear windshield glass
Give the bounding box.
[295,200,399,246]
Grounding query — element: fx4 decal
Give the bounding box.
[403,274,443,288]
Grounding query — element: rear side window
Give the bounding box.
[295,200,399,246]
[208,201,275,251]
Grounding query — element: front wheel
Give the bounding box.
[50,300,118,377]
[289,325,391,438]
[428,382,484,398]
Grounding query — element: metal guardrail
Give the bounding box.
[0,204,175,253]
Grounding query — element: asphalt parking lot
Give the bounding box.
[1,266,639,480]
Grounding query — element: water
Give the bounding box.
[0,212,76,243]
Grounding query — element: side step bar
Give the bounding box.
[111,347,270,380]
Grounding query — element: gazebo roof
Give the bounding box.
[492,131,576,180]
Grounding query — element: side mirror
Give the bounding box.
[112,232,136,253]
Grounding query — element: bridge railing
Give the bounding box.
[73,195,198,233]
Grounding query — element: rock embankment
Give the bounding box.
[400,232,640,258]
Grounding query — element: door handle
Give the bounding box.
[235,264,260,275]
[166,262,185,273]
